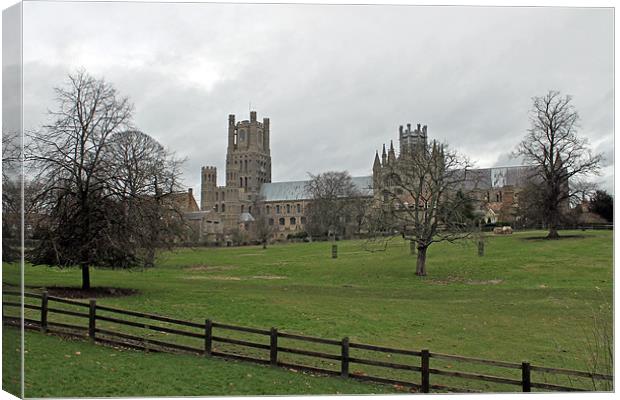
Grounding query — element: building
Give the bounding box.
[201,111,271,231]
[200,111,373,240]
[371,122,537,225]
[200,112,539,242]
[168,188,223,244]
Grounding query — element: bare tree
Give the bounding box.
[108,130,186,267]
[26,70,183,290]
[304,171,360,240]
[253,214,275,249]
[249,196,274,249]
[350,195,372,238]
[2,132,21,262]
[514,90,602,239]
[380,141,477,276]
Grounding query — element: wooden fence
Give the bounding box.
[2,290,613,393]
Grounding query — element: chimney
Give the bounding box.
[250,111,257,122]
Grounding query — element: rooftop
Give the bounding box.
[260,176,373,202]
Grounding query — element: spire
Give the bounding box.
[373,151,381,169]
[382,144,387,165]
[388,140,396,164]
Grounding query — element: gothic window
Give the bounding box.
[240,177,243,187]
[241,205,245,213]
[216,192,219,201]
[286,204,291,213]
[266,205,271,214]
[249,206,252,214]
[276,205,280,214]
[239,130,246,141]
[496,193,500,202]
[244,177,248,188]
[244,160,248,172]
[221,204,226,212]
[279,218,285,226]
[269,218,274,226]
[301,217,306,225]
[215,204,218,212]
[290,217,296,225]
[296,204,301,213]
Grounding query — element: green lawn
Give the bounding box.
[2,229,613,394]
[2,327,395,397]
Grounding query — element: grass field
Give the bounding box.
[2,327,395,397]
[2,229,613,394]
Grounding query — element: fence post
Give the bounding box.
[88,299,96,342]
[341,337,350,378]
[40,291,49,333]
[270,327,278,366]
[421,349,430,393]
[522,361,531,392]
[204,319,213,356]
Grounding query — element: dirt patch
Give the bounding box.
[251,275,287,280]
[521,235,586,241]
[183,275,285,281]
[465,279,503,285]
[183,275,242,281]
[44,286,138,299]
[185,265,237,272]
[430,277,503,286]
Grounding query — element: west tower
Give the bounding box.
[225,111,272,198]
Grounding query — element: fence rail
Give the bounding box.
[2,291,612,393]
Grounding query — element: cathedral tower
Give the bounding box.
[200,166,217,211]
[225,111,272,199]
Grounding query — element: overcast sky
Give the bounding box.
[20,2,613,201]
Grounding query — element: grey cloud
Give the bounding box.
[20,3,614,197]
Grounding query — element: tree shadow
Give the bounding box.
[43,286,138,299]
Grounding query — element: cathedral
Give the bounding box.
[197,111,534,243]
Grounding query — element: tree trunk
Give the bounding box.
[547,225,560,239]
[81,264,91,291]
[262,240,267,249]
[144,248,155,268]
[416,246,427,276]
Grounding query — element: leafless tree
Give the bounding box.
[108,130,186,267]
[253,214,274,249]
[2,131,21,262]
[26,70,184,290]
[304,171,360,240]
[349,195,372,238]
[379,141,477,276]
[514,90,602,239]
[248,196,274,249]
